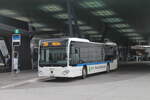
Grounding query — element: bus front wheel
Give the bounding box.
[82,67,87,79]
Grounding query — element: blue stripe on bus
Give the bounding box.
[75,61,112,66]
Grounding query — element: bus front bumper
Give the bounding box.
[38,67,82,78]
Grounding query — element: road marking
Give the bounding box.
[0,78,39,89]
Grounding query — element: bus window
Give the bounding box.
[105,46,117,61]
[70,47,80,66]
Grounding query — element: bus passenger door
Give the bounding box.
[70,47,80,66]
[70,47,81,76]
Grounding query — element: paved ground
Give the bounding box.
[0,70,38,88]
[0,62,150,100]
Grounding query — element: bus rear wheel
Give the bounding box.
[82,67,87,79]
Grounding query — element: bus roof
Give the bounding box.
[68,38,90,42]
[39,38,116,46]
[104,42,117,46]
[40,37,90,42]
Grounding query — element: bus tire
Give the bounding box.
[82,67,87,79]
[106,64,110,73]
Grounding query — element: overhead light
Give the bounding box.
[79,0,105,8]
[79,26,93,30]
[31,23,45,27]
[130,37,143,40]
[90,35,102,38]
[119,29,135,32]
[52,33,64,36]
[92,10,115,16]
[125,33,140,36]
[0,9,18,17]
[83,31,98,34]
[138,40,146,42]
[102,18,123,23]
[38,28,54,31]
[41,4,63,12]
[53,13,68,19]
[111,24,130,28]
[93,38,101,40]
[78,21,85,25]
[13,17,31,22]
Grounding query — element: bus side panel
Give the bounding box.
[94,64,107,73]
[68,67,83,77]
[87,64,107,74]
[87,65,95,74]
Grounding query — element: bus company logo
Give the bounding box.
[88,67,94,72]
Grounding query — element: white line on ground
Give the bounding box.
[0,78,39,89]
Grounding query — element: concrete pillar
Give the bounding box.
[18,35,32,70]
[5,35,32,71]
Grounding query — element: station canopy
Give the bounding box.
[0,0,149,45]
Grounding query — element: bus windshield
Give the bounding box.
[39,40,68,67]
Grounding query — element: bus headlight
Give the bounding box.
[62,70,70,75]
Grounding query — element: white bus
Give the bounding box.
[38,38,118,79]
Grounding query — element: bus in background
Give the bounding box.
[38,38,118,79]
